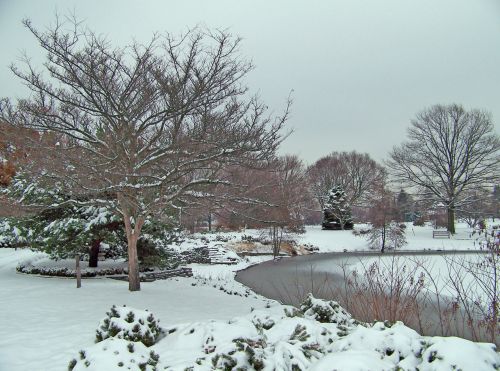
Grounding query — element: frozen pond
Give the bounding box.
[236,250,491,306]
[236,250,497,341]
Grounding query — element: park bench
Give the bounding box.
[432,230,450,239]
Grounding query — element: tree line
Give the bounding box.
[0,16,499,290]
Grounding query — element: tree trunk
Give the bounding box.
[122,210,145,292]
[272,226,282,258]
[381,225,386,253]
[88,239,101,268]
[127,232,140,291]
[447,206,456,234]
[75,254,81,288]
[208,212,212,232]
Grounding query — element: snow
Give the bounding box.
[67,301,500,370]
[70,338,159,371]
[309,350,395,371]
[0,248,270,371]
[298,222,484,252]
[419,336,499,371]
[0,221,498,370]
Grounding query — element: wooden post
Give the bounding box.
[76,254,81,288]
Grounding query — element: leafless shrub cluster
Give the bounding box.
[337,257,425,325]
[270,252,499,346]
[421,250,500,345]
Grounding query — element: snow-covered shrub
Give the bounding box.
[95,305,164,347]
[300,294,356,327]
[413,216,425,226]
[179,246,211,264]
[352,226,371,237]
[0,217,28,247]
[71,299,500,371]
[419,336,499,371]
[332,321,425,368]
[162,305,336,371]
[68,338,160,371]
[16,263,127,277]
[322,185,354,230]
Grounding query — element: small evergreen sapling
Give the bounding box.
[95,305,164,347]
[299,294,356,327]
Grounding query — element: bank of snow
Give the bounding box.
[0,221,497,371]
[69,295,500,371]
[0,248,271,371]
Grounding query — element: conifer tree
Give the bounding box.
[322,185,353,230]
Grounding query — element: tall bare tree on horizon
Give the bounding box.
[387,104,500,234]
[307,151,386,210]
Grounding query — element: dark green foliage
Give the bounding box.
[233,338,266,370]
[95,305,163,347]
[125,311,135,323]
[300,294,355,326]
[322,185,353,230]
[3,176,180,269]
[290,325,310,342]
[67,358,77,371]
[211,353,238,370]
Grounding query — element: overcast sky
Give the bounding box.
[0,0,499,165]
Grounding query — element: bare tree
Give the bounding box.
[366,186,406,252]
[456,188,491,228]
[307,151,385,210]
[264,156,310,257]
[211,156,310,256]
[388,104,500,234]
[1,17,289,291]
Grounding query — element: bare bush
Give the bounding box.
[266,253,499,346]
[337,257,425,326]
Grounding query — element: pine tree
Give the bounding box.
[1,175,178,266]
[1,175,124,263]
[322,185,353,230]
[396,189,414,222]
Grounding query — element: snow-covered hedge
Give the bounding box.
[16,263,128,277]
[70,297,500,371]
[95,305,164,347]
[68,338,160,371]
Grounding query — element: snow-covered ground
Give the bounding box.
[0,249,272,371]
[0,222,498,370]
[298,222,483,252]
